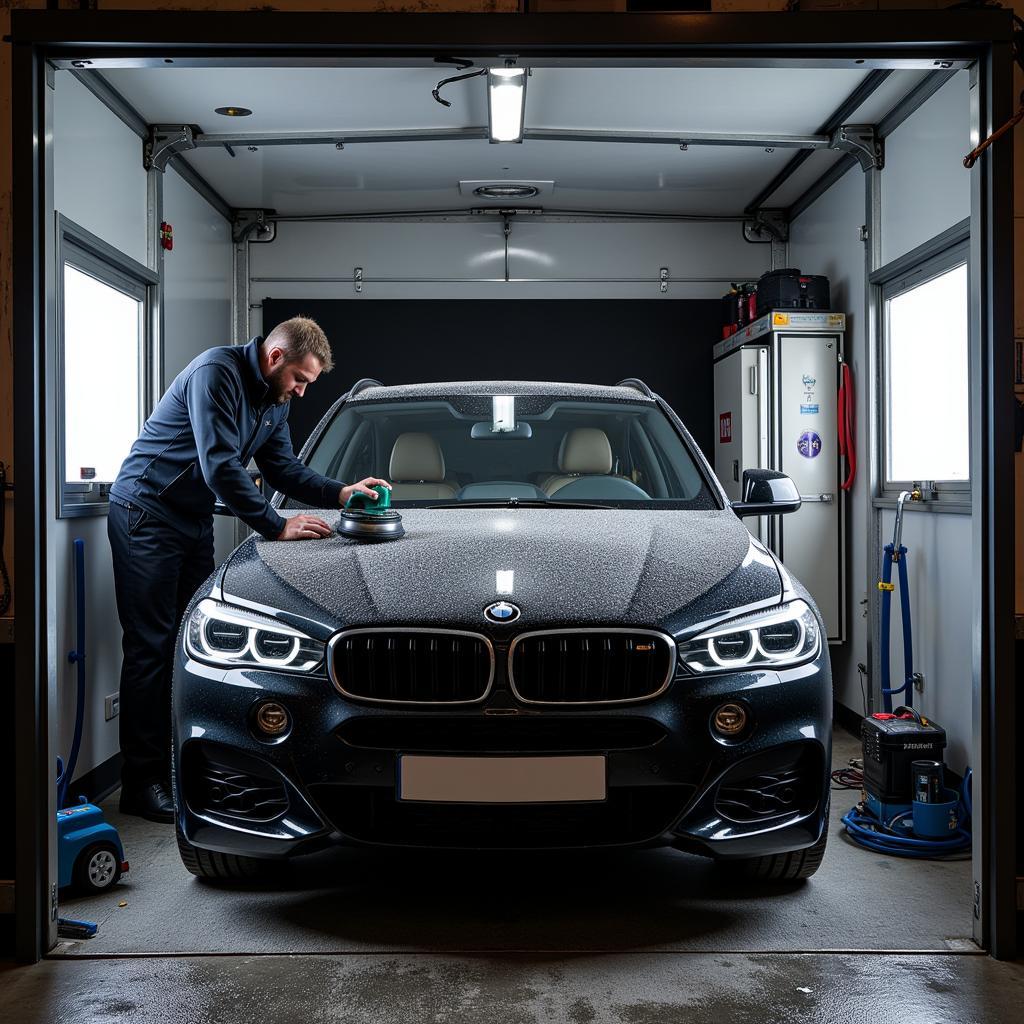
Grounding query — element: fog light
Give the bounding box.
[255,701,289,736]
[712,703,748,737]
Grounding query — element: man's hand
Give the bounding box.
[277,513,334,541]
[340,477,392,505]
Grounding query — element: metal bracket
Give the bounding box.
[659,268,669,293]
[354,267,363,294]
[830,124,884,171]
[232,209,276,245]
[743,209,789,269]
[144,124,198,173]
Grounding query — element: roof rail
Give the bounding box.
[615,377,654,398]
[349,378,384,397]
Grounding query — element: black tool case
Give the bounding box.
[861,713,947,803]
[755,268,831,317]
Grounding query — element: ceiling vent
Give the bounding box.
[459,180,554,201]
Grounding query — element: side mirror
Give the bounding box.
[731,469,801,517]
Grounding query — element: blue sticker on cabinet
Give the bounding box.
[797,431,822,459]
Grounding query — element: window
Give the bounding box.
[880,239,970,498]
[57,218,156,516]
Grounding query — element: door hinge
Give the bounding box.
[659,267,669,294]
[860,225,869,243]
[354,267,364,294]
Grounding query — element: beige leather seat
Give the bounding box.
[543,428,614,496]
[388,433,458,500]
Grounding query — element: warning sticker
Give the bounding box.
[719,412,732,443]
[797,431,822,459]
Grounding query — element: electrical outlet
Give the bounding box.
[104,693,120,721]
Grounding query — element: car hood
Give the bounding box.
[219,508,784,636]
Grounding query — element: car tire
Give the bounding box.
[74,842,122,893]
[717,798,830,882]
[175,823,275,881]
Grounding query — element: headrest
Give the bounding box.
[558,428,613,475]
[389,432,446,482]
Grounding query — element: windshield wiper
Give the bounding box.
[424,498,613,510]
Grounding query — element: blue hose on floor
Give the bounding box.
[841,768,973,858]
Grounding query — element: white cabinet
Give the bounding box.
[713,311,847,642]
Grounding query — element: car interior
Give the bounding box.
[295,396,717,506]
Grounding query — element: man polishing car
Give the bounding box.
[108,316,389,822]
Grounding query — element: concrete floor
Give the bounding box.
[53,730,974,956]
[5,727,1013,1024]
[4,951,1024,1023]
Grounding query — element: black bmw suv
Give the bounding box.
[173,379,831,883]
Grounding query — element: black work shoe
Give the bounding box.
[119,780,175,823]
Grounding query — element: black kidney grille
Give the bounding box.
[510,632,674,704]
[331,631,493,703]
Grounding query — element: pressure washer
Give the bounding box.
[840,492,972,858]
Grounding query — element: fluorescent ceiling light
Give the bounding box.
[487,69,527,144]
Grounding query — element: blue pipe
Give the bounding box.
[879,543,894,712]
[897,548,913,710]
[58,537,87,809]
[880,543,914,713]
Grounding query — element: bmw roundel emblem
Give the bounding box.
[484,601,521,624]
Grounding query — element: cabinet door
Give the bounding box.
[776,333,842,640]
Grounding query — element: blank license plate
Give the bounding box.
[398,755,607,804]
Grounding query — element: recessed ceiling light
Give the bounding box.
[474,184,539,200]
[215,106,252,117]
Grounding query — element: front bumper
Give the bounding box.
[173,638,832,860]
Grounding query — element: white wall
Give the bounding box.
[53,72,234,786]
[54,74,149,268]
[881,73,971,267]
[53,73,151,786]
[162,167,235,563]
[789,166,868,719]
[791,72,974,774]
[248,218,768,331]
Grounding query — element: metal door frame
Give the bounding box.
[10,9,1016,961]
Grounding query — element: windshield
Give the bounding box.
[292,392,719,510]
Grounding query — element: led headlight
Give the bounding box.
[677,600,820,675]
[186,598,324,674]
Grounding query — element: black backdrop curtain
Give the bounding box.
[261,298,719,458]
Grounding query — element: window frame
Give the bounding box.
[55,215,158,518]
[873,220,971,504]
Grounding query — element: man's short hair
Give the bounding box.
[264,316,333,373]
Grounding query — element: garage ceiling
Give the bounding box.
[100,66,932,217]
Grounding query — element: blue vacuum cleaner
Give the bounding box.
[57,538,128,906]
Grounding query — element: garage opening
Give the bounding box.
[9,14,1015,965]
